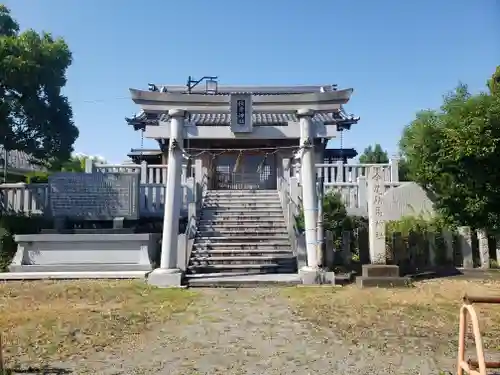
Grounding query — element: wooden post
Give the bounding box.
[458,226,473,269]
[391,232,404,265]
[324,230,335,269]
[442,229,454,264]
[342,231,351,265]
[427,232,437,266]
[477,230,490,269]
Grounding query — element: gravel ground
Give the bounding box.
[49,288,457,375]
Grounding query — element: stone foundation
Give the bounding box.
[9,233,160,273]
[355,264,411,288]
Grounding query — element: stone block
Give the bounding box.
[362,264,400,278]
[147,268,183,288]
[9,233,160,273]
[48,172,140,220]
[356,276,412,288]
[299,267,335,285]
[382,182,436,221]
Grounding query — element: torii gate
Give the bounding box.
[129,88,353,287]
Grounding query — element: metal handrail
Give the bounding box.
[457,294,500,375]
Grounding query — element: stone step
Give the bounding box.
[197,232,288,238]
[187,263,287,273]
[191,249,293,256]
[195,235,290,241]
[185,273,301,288]
[190,255,295,264]
[193,242,291,249]
[206,190,277,194]
[200,213,284,218]
[207,197,278,199]
[203,197,280,202]
[197,221,286,227]
[203,202,282,208]
[198,220,285,226]
[197,226,287,233]
[202,205,283,214]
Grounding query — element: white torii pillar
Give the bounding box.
[297,109,320,276]
[148,108,186,287]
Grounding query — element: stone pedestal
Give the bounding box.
[299,267,335,285]
[356,264,411,288]
[147,268,183,288]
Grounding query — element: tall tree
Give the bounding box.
[60,153,106,172]
[359,144,389,164]
[0,5,78,165]
[487,65,500,96]
[399,77,500,231]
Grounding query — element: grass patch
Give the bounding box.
[282,279,500,354]
[0,280,197,367]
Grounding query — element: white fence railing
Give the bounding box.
[323,178,402,216]
[0,181,192,218]
[89,161,170,185]
[1,159,400,217]
[316,158,399,184]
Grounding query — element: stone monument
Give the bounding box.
[9,172,160,277]
[356,166,411,288]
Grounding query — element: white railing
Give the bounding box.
[316,158,399,183]
[0,183,49,215]
[0,182,191,218]
[89,161,169,185]
[323,178,401,216]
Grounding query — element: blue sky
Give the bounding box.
[4,0,499,163]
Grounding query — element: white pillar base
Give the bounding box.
[147,268,183,288]
[298,266,335,285]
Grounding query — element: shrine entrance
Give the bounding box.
[213,151,277,190]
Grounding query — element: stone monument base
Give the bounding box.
[299,267,336,285]
[356,264,412,288]
[9,233,160,274]
[147,268,183,288]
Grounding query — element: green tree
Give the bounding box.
[0,5,78,165]
[487,65,500,96]
[60,154,106,172]
[399,78,500,231]
[359,144,389,164]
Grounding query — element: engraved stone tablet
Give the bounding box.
[48,172,140,220]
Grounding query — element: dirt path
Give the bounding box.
[73,288,456,375]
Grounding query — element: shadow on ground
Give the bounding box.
[5,367,71,374]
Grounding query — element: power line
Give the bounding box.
[72,97,130,104]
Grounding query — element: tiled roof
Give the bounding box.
[168,112,341,125]
[0,145,45,173]
[126,109,358,128]
[125,85,360,129]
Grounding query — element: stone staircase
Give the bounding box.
[185,189,297,285]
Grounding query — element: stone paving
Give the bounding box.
[66,288,456,375]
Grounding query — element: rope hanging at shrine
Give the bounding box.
[256,153,268,174]
[233,150,243,173]
[176,144,309,175]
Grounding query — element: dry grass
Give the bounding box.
[0,280,197,367]
[282,278,500,354]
